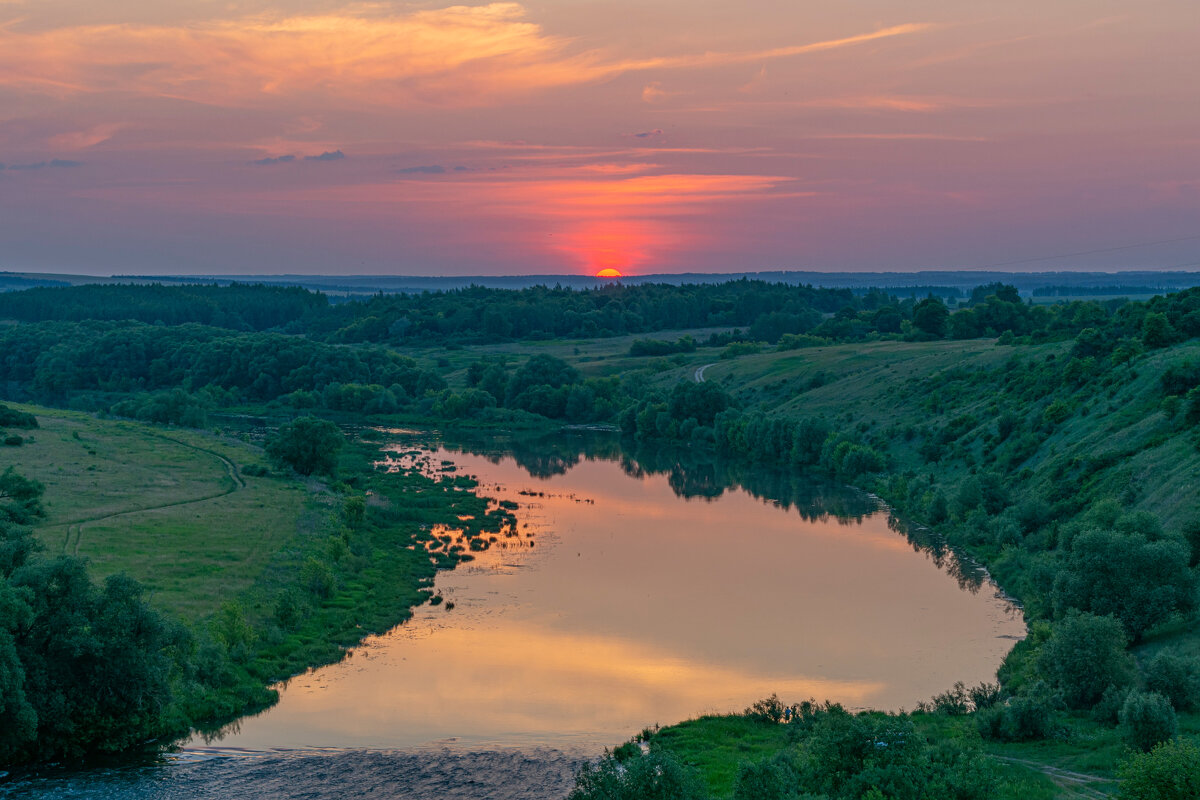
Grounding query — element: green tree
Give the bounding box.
[1118,737,1200,800]
[1144,649,1200,711]
[1142,312,1181,349]
[1052,530,1197,640]
[1036,611,1135,709]
[0,468,45,524]
[913,297,950,338]
[1119,691,1178,752]
[265,416,344,476]
[0,581,36,762]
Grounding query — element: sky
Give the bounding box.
[1,1,1198,277]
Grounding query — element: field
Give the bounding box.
[0,404,327,619]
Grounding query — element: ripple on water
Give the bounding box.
[0,748,585,800]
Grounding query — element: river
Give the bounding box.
[0,430,1024,799]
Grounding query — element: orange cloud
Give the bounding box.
[0,5,934,108]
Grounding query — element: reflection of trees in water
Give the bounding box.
[620,440,877,524]
[408,429,1015,605]
[434,429,875,523]
[885,515,1020,613]
[434,428,623,479]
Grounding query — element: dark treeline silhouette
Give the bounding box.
[0,283,327,330]
[5,279,1195,350]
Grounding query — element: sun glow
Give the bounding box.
[595,268,623,278]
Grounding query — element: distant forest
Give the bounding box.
[3,279,1195,347]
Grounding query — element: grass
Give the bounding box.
[651,715,792,797]
[649,712,1063,800]
[0,404,323,619]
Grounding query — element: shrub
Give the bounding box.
[977,680,1063,741]
[0,404,38,429]
[266,416,344,476]
[1052,531,1196,641]
[928,681,971,715]
[1092,684,1132,724]
[1037,611,1135,708]
[745,693,787,723]
[1119,691,1178,752]
[733,751,805,800]
[300,557,336,599]
[1117,737,1200,800]
[568,750,709,800]
[968,682,1004,711]
[1144,649,1200,711]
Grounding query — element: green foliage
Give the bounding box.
[0,468,45,524]
[732,751,808,800]
[266,416,344,476]
[3,556,180,762]
[913,297,949,337]
[630,336,697,356]
[1117,737,1200,800]
[0,319,445,409]
[1036,612,1135,709]
[568,750,710,800]
[111,388,209,427]
[796,707,999,800]
[0,282,326,330]
[1052,531,1197,640]
[0,404,38,429]
[669,381,735,428]
[1118,691,1177,752]
[300,556,337,598]
[1143,312,1181,349]
[976,680,1063,741]
[1144,648,1200,711]
[721,341,765,359]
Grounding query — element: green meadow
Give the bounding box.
[0,405,323,619]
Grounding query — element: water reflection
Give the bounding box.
[192,429,1024,753]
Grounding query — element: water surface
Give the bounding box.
[194,433,1023,753]
[2,432,1024,798]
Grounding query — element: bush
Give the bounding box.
[1144,649,1200,711]
[928,681,970,715]
[1052,531,1196,641]
[1119,691,1178,752]
[300,557,336,599]
[1117,737,1200,800]
[266,416,344,476]
[568,750,709,800]
[733,751,805,800]
[1092,684,1131,724]
[977,680,1063,741]
[1037,611,1135,708]
[745,693,787,723]
[0,404,38,429]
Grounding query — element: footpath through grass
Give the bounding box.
[1,404,319,619]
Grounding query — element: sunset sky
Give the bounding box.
[1,1,1197,276]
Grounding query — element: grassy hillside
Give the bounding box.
[0,405,326,619]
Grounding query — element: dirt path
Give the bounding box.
[694,363,715,383]
[995,756,1114,799]
[58,433,245,556]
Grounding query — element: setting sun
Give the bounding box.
[595,268,623,278]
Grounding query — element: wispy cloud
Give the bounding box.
[0,5,934,108]
[47,122,124,150]
[397,164,446,175]
[252,154,296,166]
